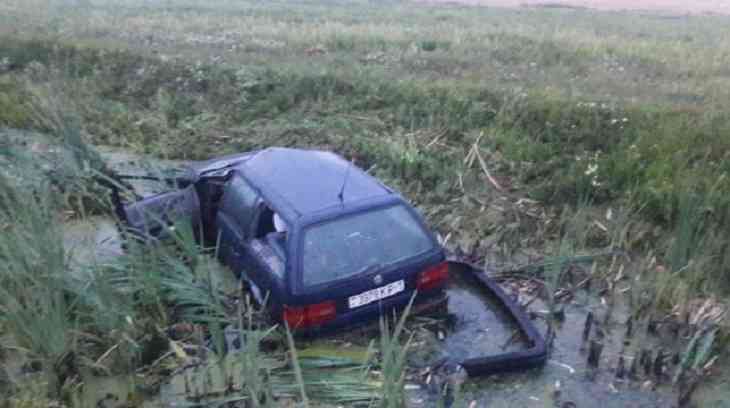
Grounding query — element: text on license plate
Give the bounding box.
[348,280,405,309]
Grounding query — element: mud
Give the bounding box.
[414,0,730,16]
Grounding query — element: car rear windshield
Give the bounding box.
[301,204,435,287]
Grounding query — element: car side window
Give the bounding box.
[220,174,259,235]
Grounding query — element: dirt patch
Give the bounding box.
[412,0,730,15]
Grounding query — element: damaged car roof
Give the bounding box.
[194,147,394,218]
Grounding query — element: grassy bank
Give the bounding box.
[1,0,729,405]
[1,33,728,290]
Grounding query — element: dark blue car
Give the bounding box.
[120,148,449,332]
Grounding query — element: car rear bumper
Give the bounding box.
[446,260,547,377]
[292,290,447,337]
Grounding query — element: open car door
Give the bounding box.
[120,185,202,241]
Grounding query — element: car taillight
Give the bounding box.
[282,305,306,329]
[417,262,449,291]
[283,301,337,329]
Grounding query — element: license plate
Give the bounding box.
[348,280,405,309]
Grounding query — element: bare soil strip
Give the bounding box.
[413,0,730,16]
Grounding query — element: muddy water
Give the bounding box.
[61,147,183,268]
[436,271,528,362]
[446,303,673,408]
[693,361,730,407]
[63,216,123,268]
[79,375,162,408]
[408,269,677,407]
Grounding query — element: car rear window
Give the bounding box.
[301,204,435,287]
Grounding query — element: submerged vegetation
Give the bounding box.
[1,0,729,406]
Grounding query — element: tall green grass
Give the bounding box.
[0,174,75,397]
[3,37,728,220]
[1,132,392,406]
[378,296,415,408]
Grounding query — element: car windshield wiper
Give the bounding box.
[353,263,382,277]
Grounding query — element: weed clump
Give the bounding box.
[0,78,33,127]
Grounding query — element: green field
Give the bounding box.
[1,0,729,406]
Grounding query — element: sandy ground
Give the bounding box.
[414,0,730,15]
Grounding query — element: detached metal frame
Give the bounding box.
[447,260,548,377]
